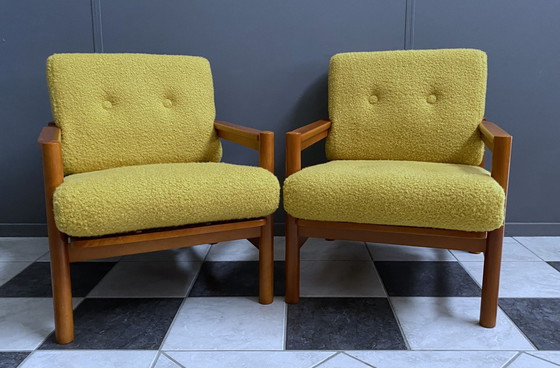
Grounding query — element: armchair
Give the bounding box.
[283,49,512,328]
[39,54,279,344]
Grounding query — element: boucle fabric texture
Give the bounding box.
[283,160,505,232]
[326,49,487,165]
[54,162,280,237]
[47,53,221,175]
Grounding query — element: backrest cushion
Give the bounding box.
[47,53,221,174]
[326,49,487,165]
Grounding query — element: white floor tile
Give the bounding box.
[163,297,285,350]
[206,238,284,261]
[20,350,157,368]
[120,244,210,262]
[300,261,385,297]
[368,243,455,261]
[153,354,180,368]
[528,352,560,366]
[460,261,560,297]
[514,237,560,261]
[346,351,517,368]
[451,238,541,262]
[88,261,201,297]
[164,351,335,368]
[390,297,534,350]
[0,261,31,286]
[318,353,370,367]
[507,353,560,368]
[0,298,81,350]
[0,238,49,261]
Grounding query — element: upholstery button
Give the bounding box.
[163,99,173,108]
[102,100,112,109]
[427,94,437,104]
[369,95,379,104]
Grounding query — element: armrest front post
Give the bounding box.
[259,131,274,173]
[479,120,512,194]
[286,132,302,177]
[285,120,331,177]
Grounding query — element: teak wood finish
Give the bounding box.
[285,119,512,328]
[39,121,275,344]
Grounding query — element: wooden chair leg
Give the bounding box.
[479,226,504,328]
[258,215,274,304]
[48,229,74,344]
[285,214,300,304]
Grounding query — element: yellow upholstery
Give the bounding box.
[326,49,487,165]
[47,53,221,175]
[54,162,280,237]
[284,160,505,232]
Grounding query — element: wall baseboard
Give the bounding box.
[1,222,558,238]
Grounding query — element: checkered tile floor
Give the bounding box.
[1,236,560,367]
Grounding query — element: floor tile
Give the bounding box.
[0,352,30,368]
[0,238,49,261]
[317,353,371,367]
[163,297,285,350]
[164,351,335,368]
[461,262,560,297]
[300,261,385,297]
[40,298,182,350]
[0,298,80,351]
[391,297,534,350]
[0,262,115,297]
[189,261,284,297]
[20,350,157,368]
[375,261,480,297]
[499,298,560,350]
[514,237,560,261]
[206,238,285,261]
[120,244,210,262]
[549,262,560,273]
[507,353,560,368]
[368,243,455,261]
[0,261,31,286]
[346,351,517,368]
[294,238,371,261]
[153,354,180,368]
[286,298,406,350]
[37,253,121,262]
[451,237,541,262]
[528,352,560,366]
[88,261,201,297]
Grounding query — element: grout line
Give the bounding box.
[341,351,377,367]
[161,351,188,368]
[501,351,522,368]
[282,299,288,350]
[497,302,539,351]
[309,351,341,368]
[511,237,549,262]
[526,352,560,367]
[149,350,162,368]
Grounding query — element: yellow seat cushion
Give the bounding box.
[54,163,280,237]
[47,53,221,175]
[283,160,505,232]
[327,49,487,165]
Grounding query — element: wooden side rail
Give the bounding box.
[479,120,512,193]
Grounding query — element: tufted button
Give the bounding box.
[163,99,173,108]
[369,95,379,104]
[427,94,437,104]
[102,100,113,109]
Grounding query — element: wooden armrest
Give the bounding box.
[38,125,62,145]
[478,120,512,193]
[286,120,331,176]
[214,121,274,172]
[287,120,331,150]
[479,120,511,152]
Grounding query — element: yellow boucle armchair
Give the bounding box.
[283,49,512,328]
[39,53,279,344]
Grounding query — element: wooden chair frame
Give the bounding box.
[285,118,512,328]
[39,120,275,344]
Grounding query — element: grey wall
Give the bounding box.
[0,0,558,236]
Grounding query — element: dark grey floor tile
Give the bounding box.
[286,297,406,350]
[189,261,285,297]
[499,298,560,350]
[0,352,29,368]
[375,261,481,297]
[39,298,182,350]
[548,262,560,273]
[0,262,115,297]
